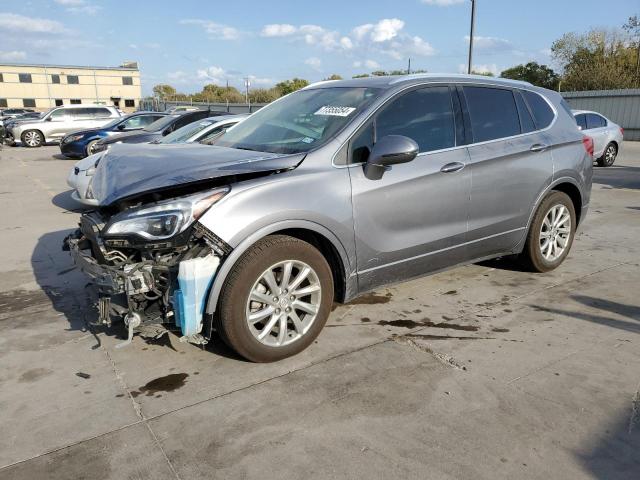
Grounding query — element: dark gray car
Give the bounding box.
[65,74,593,362]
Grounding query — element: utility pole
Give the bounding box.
[407,58,411,75]
[467,0,476,74]
[243,77,250,104]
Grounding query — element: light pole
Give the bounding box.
[467,0,476,74]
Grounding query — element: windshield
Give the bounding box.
[216,87,381,154]
[158,118,217,144]
[144,114,181,132]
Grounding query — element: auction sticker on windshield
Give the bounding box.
[314,106,356,117]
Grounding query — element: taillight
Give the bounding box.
[583,136,594,157]
[620,127,624,136]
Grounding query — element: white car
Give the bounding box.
[67,115,248,206]
[573,110,623,167]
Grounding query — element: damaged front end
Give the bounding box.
[63,188,232,348]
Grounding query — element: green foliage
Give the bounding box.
[249,88,281,103]
[324,74,343,80]
[152,84,176,98]
[500,62,559,89]
[471,70,494,77]
[551,26,639,90]
[352,73,370,78]
[274,78,310,95]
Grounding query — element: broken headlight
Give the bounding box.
[104,187,229,240]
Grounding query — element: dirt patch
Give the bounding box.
[18,367,53,383]
[378,319,479,331]
[491,328,510,333]
[130,373,189,398]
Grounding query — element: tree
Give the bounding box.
[551,26,639,90]
[249,88,281,103]
[153,84,176,99]
[623,15,640,82]
[352,73,370,78]
[275,78,310,95]
[324,74,343,80]
[500,62,559,89]
[471,70,494,77]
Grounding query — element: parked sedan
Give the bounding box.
[154,114,248,144]
[573,110,623,167]
[92,109,228,153]
[59,111,167,158]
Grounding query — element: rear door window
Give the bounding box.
[586,113,606,129]
[375,86,456,153]
[514,91,536,134]
[575,114,587,130]
[522,90,554,129]
[463,86,520,142]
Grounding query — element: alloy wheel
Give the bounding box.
[539,204,571,262]
[245,260,321,347]
[23,131,41,147]
[604,144,616,166]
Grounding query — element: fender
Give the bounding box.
[204,219,355,316]
[511,175,586,253]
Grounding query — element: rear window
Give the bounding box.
[575,114,587,130]
[523,90,554,129]
[463,86,520,142]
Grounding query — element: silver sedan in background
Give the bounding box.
[573,110,623,167]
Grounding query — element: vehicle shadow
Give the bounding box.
[51,153,70,160]
[476,255,527,272]
[51,190,88,212]
[530,294,640,334]
[31,228,243,359]
[574,408,640,480]
[593,165,640,191]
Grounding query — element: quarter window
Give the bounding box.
[67,75,79,84]
[522,90,554,129]
[586,113,606,129]
[23,99,36,108]
[376,86,456,153]
[19,73,32,83]
[51,74,60,84]
[463,86,520,142]
[122,77,133,85]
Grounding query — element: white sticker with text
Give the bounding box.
[314,106,356,117]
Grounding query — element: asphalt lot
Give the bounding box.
[0,142,638,480]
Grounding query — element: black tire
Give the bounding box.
[521,191,576,273]
[85,140,99,157]
[21,130,44,148]
[597,142,617,167]
[4,132,15,146]
[215,235,334,362]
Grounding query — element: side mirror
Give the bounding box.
[363,135,419,180]
[116,123,126,130]
[45,117,52,122]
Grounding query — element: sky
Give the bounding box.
[0,0,637,95]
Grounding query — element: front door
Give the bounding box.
[348,85,471,292]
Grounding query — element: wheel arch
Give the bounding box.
[204,220,354,317]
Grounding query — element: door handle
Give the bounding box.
[440,162,465,173]
[530,143,549,152]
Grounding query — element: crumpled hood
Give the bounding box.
[92,143,304,206]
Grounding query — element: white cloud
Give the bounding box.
[305,57,322,71]
[421,0,466,5]
[458,63,499,75]
[261,24,297,37]
[197,66,227,83]
[181,19,243,40]
[0,50,27,61]
[54,0,84,4]
[352,18,404,43]
[54,0,101,15]
[0,13,68,33]
[354,59,381,69]
[465,35,513,52]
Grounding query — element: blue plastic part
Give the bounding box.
[172,255,220,337]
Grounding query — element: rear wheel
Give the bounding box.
[521,191,576,272]
[21,130,44,148]
[215,235,334,362]
[597,142,617,167]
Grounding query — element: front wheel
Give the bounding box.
[21,130,44,148]
[85,139,99,157]
[597,142,617,167]
[215,235,334,362]
[521,191,576,272]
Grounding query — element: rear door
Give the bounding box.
[462,86,554,259]
[585,113,608,157]
[349,85,471,291]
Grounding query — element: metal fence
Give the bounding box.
[562,89,640,141]
[139,98,267,114]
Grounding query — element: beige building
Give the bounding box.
[0,61,141,112]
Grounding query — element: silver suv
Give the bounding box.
[8,104,121,147]
[65,75,593,362]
